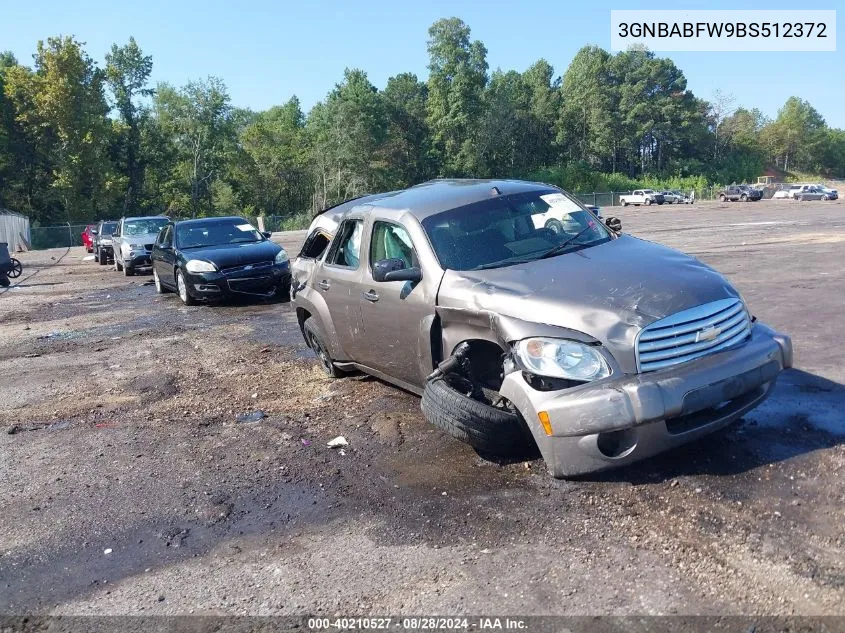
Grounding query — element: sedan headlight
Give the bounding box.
[129,243,145,249]
[185,259,217,273]
[275,249,289,264]
[515,338,611,382]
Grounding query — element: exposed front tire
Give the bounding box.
[421,374,535,457]
[123,264,133,276]
[176,269,196,306]
[303,319,345,378]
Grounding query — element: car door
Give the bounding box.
[314,218,367,362]
[152,224,176,287]
[356,219,435,388]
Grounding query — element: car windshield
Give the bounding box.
[124,218,168,236]
[421,190,611,271]
[101,222,117,235]
[176,218,265,249]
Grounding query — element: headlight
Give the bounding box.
[129,243,144,249]
[275,249,289,264]
[185,259,217,273]
[515,338,611,382]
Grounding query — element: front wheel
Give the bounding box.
[176,269,196,306]
[123,264,133,276]
[741,194,748,201]
[153,268,168,294]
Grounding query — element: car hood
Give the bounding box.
[436,235,739,373]
[178,241,281,268]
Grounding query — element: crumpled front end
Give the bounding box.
[499,322,792,477]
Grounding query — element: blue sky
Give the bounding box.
[2,0,843,127]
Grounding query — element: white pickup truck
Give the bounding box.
[619,189,664,206]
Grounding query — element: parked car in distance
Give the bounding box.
[772,184,799,199]
[151,216,291,305]
[718,185,762,202]
[809,184,838,200]
[112,216,169,276]
[93,220,118,265]
[292,179,791,478]
[658,191,683,204]
[81,224,97,252]
[619,189,664,206]
[795,186,826,202]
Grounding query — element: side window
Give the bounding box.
[158,225,173,247]
[370,222,418,271]
[326,220,363,268]
[299,229,331,259]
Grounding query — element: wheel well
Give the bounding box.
[296,307,312,334]
[451,339,508,391]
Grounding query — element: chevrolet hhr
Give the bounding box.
[291,180,792,477]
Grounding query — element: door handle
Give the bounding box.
[318,279,330,291]
[362,290,379,302]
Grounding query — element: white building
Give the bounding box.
[0,209,31,252]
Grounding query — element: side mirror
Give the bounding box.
[373,258,422,283]
[605,217,622,232]
[262,231,272,239]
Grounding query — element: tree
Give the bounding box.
[306,68,387,210]
[382,73,433,187]
[762,97,826,172]
[426,17,488,175]
[236,97,310,216]
[155,77,233,216]
[105,37,153,214]
[4,37,114,221]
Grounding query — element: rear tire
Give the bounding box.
[153,268,168,294]
[303,319,345,378]
[421,374,535,457]
[741,194,748,201]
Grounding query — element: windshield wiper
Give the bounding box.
[539,225,594,260]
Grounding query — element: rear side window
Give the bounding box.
[326,220,363,269]
[300,230,331,259]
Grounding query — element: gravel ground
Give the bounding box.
[0,198,843,616]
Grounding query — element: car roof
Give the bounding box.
[326,179,559,223]
[171,216,248,226]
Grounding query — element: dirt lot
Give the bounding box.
[1,198,843,616]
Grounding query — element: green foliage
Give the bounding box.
[1,22,843,228]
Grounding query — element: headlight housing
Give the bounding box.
[275,249,289,264]
[515,338,611,382]
[129,243,145,249]
[185,259,217,273]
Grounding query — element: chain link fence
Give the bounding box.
[30,224,92,250]
[571,187,719,208]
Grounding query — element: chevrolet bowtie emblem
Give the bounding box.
[696,325,721,342]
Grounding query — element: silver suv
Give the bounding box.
[112,216,169,276]
[292,180,792,478]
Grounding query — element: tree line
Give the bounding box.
[1,17,843,226]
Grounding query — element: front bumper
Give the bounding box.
[126,252,153,271]
[183,263,291,300]
[500,323,792,477]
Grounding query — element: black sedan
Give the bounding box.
[150,216,292,305]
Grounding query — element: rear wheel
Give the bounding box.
[8,258,22,278]
[644,198,652,206]
[176,269,196,306]
[303,319,345,378]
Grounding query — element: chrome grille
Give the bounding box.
[636,298,752,373]
[221,261,273,275]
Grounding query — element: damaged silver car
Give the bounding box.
[292,179,792,477]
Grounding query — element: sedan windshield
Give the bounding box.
[176,218,265,249]
[124,218,169,236]
[421,190,611,271]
